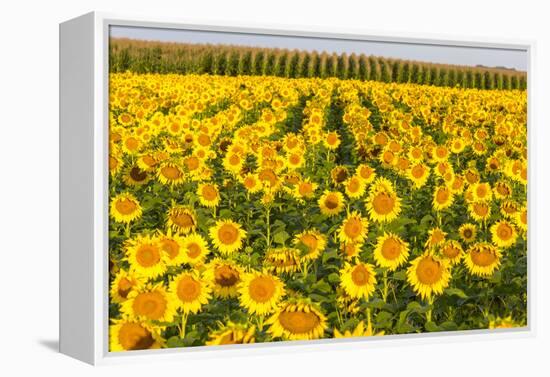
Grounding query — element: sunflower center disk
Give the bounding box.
[351,265,370,286]
[115,199,137,215]
[373,192,394,215]
[119,323,155,351]
[136,245,160,267]
[218,224,239,244]
[279,311,320,334]
[416,258,443,284]
[177,277,201,302]
[248,277,276,302]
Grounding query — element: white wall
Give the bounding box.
[0,0,548,375]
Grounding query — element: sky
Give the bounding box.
[110,25,528,71]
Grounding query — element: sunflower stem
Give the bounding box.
[336,306,344,328]
[124,222,131,238]
[256,315,265,331]
[382,269,389,302]
[367,307,373,330]
[426,296,434,322]
[180,312,189,339]
[266,206,271,248]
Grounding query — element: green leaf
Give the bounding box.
[375,311,393,328]
[439,321,458,331]
[309,293,329,303]
[444,288,468,299]
[490,270,502,283]
[396,322,416,334]
[219,209,233,219]
[406,301,423,311]
[327,273,340,284]
[311,279,332,293]
[425,321,441,332]
[166,336,186,348]
[367,298,387,309]
[273,230,290,245]
[322,249,339,264]
[392,270,407,281]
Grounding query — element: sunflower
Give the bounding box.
[109,317,163,351]
[266,299,327,340]
[515,206,527,233]
[137,154,158,172]
[157,231,185,266]
[293,229,327,261]
[169,272,212,314]
[450,138,466,154]
[110,193,142,224]
[258,168,281,191]
[433,145,449,162]
[157,161,186,186]
[493,181,513,200]
[467,198,492,221]
[122,284,177,323]
[125,235,167,279]
[180,233,211,265]
[449,175,466,194]
[374,232,410,271]
[223,152,244,175]
[464,242,502,277]
[110,269,141,304]
[204,258,243,298]
[333,320,384,338]
[293,178,318,200]
[264,247,301,274]
[356,164,376,184]
[121,134,142,155]
[183,155,203,178]
[459,223,478,243]
[407,146,424,162]
[241,172,262,193]
[432,186,454,211]
[407,253,451,300]
[490,220,518,248]
[209,219,247,255]
[340,262,377,300]
[324,131,341,150]
[425,227,447,248]
[340,241,362,260]
[500,200,520,218]
[122,166,150,187]
[344,175,367,199]
[440,240,464,265]
[206,322,256,346]
[166,205,197,234]
[197,182,220,208]
[338,211,369,244]
[488,316,522,329]
[238,271,285,315]
[286,150,305,170]
[407,163,430,189]
[318,190,345,216]
[109,153,122,176]
[365,178,402,223]
[331,166,349,184]
[470,182,493,202]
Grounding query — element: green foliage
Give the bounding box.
[109,38,527,90]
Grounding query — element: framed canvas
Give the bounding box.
[59,12,533,365]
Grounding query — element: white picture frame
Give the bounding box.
[59,11,535,365]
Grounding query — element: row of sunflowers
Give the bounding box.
[108,72,527,351]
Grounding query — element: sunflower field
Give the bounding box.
[108,70,527,352]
